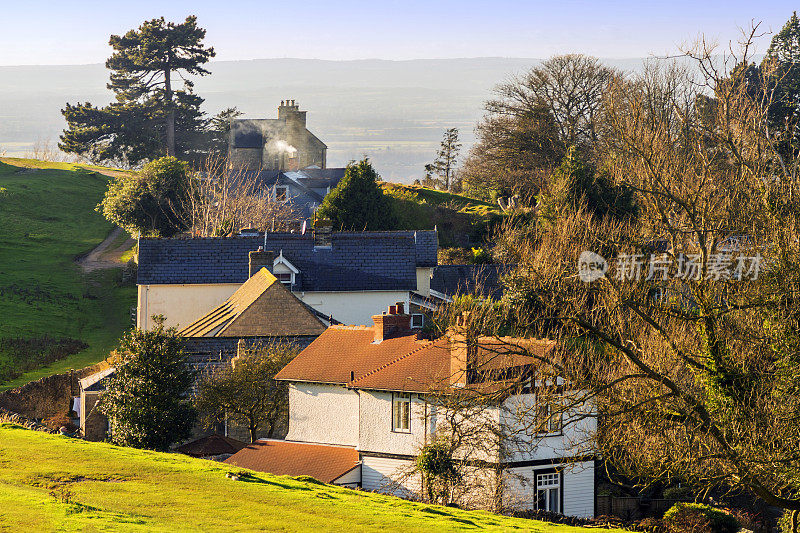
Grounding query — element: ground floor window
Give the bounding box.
[536,471,561,513]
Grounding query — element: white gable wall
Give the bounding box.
[285,383,359,446]
[138,284,410,329]
[502,393,596,463]
[357,391,428,456]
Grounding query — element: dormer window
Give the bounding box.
[273,250,300,288]
[274,185,288,202]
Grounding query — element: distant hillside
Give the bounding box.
[0,158,135,389]
[0,57,660,182]
[0,423,613,531]
[382,182,503,247]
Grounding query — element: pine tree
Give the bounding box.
[426,128,461,190]
[60,16,215,165]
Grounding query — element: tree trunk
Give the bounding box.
[164,64,175,157]
[249,421,257,444]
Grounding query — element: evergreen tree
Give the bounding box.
[97,317,196,451]
[316,158,396,230]
[97,156,190,237]
[759,13,800,151]
[539,146,636,222]
[426,128,461,190]
[60,16,215,165]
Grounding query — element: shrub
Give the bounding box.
[662,503,737,533]
[662,486,693,501]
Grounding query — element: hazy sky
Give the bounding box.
[0,1,796,65]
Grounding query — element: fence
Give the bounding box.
[596,495,681,520]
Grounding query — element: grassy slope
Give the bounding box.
[383,183,501,216]
[382,183,503,247]
[0,424,616,532]
[0,158,136,390]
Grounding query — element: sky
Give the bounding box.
[0,1,796,65]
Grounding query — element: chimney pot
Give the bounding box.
[388,305,397,315]
[396,302,404,315]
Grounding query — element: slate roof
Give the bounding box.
[224,439,359,483]
[178,268,326,338]
[175,435,248,458]
[430,264,508,300]
[137,230,438,288]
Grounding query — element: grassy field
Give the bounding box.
[0,424,617,532]
[0,158,136,390]
[382,183,504,247]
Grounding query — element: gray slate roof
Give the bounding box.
[430,264,507,300]
[137,231,438,289]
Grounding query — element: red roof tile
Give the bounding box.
[275,322,558,394]
[223,440,359,483]
[274,326,433,385]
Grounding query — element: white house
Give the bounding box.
[225,305,597,516]
[135,230,438,329]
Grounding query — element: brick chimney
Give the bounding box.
[249,249,275,278]
[372,302,412,343]
[449,313,472,387]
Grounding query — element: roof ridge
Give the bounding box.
[349,336,445,387]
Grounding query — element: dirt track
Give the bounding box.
[76,227,135,272]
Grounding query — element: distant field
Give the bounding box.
[0,423,613,532]
[0,158,135,390]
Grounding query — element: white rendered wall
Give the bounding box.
[502,393,596,462]
[357,391,428,456]
[294,291,409,326]
[285,383,360,447]
[138,284,411,330]
[137,284,239,330]
[415,267,432,296]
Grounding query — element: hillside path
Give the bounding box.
[76,227,135,272]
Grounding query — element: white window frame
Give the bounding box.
[410,313,424,329]
[535,470,561,513]
[273,251,300,288]
[392,392,411,433]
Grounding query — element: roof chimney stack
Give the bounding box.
[249,249,275,278]
[372,303,412,343]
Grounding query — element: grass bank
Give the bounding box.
[0,424,616,532]
[0,158,136,389]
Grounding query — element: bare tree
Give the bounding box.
[461,54,620,200]
[194,341,298,443]
[184,155,302,236]
[456,25,800,525]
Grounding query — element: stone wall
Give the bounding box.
[0,358,113,420]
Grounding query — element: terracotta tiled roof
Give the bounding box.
[274,326,434,385]
[175,434,248,458]
[179,268,326,338]
[223,440,359,483]
[275,322,557,393]
[347,338,452,392]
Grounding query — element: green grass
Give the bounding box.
[382,183,505,247]
[0,158,136,390]
[0,424,616,532]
